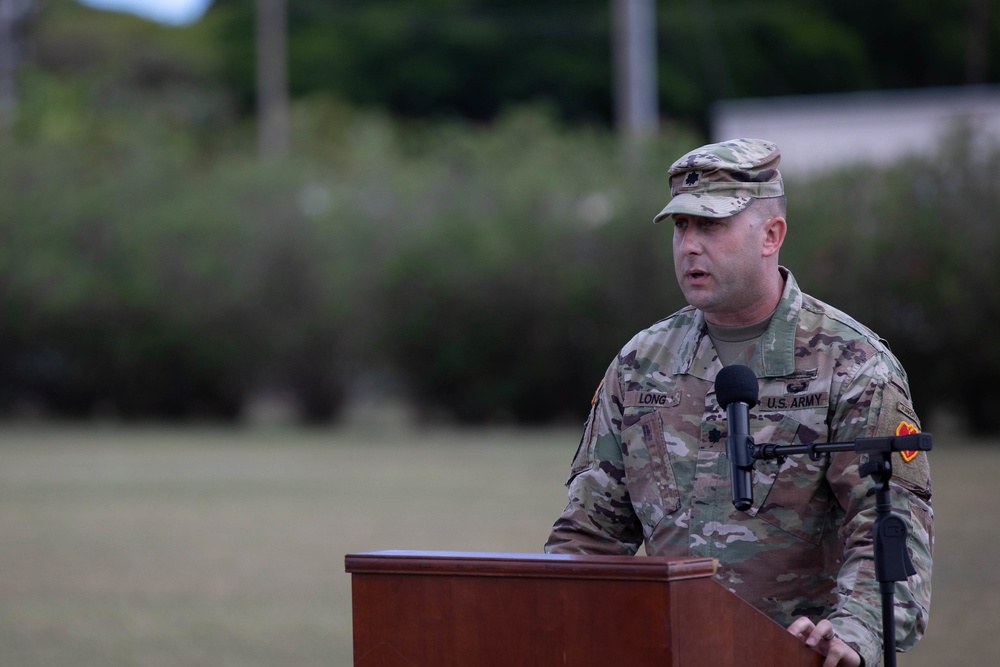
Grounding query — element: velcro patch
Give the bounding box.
[756,392,829,412]
[897,401,919,424]
[624,391,680,409]
[892,420,930,491]
[896,421,920,462]
[682,171,701,189]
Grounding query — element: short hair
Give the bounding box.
[751,195,787,220]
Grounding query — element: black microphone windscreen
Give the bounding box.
[716,364,759,409]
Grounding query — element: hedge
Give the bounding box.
[3,77,997,430]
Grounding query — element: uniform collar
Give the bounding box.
[674,267,800,380]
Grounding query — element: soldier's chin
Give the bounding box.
[681,288,716,311]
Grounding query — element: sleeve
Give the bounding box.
[824,359,934,667]
[543,359,644,556]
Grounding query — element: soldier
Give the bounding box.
[545,138,933,667]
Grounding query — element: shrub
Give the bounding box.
[6,76,1000,432]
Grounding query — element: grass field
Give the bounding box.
[0,421,993,666]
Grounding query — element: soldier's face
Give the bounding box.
[671,209,770,326]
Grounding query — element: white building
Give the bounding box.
[711,86,1000,176]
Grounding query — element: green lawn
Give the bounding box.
[0,423,990,665]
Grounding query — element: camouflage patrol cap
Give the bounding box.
[653,138,784,223]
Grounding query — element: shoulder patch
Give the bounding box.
[875,376,921,437]
[892,420,931,492]
[876,378,930,492]
[896,421,920,462]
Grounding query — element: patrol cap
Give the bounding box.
[653,138,784,223]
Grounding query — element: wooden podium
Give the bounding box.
[345,550,824,666]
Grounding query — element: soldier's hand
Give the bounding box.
[786,616,862,667]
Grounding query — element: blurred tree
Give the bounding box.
[28,0,1000,132]
[198,0,1000,131]
[212,0,616,124]
[0,0,38,128]
[12,0,1000,429]
[966,0,991,84]
[824,0,986,89]
[27,0,237,147]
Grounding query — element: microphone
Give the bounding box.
[715,365,759,512]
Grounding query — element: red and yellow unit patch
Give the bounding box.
[896,421,920,462]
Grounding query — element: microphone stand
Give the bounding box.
[749,433,932,667]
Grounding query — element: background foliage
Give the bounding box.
[206,0,1000,129]
[4,0,1000,430]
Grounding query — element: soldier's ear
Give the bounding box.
[761,216,786,257]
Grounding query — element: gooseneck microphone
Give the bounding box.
[715,365,760,512]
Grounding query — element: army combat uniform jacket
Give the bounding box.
[545,269,932,666]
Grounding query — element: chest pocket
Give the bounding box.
[620,409,682,538]
[748,402,832,545]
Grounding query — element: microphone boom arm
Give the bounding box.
[750,432,932,465]
[745,431,932,667]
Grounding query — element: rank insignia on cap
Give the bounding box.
[896,421,920,462]
[683,171,701,188]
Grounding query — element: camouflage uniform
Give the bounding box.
[545,139,933,667]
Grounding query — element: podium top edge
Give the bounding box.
[344,550,717,582]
